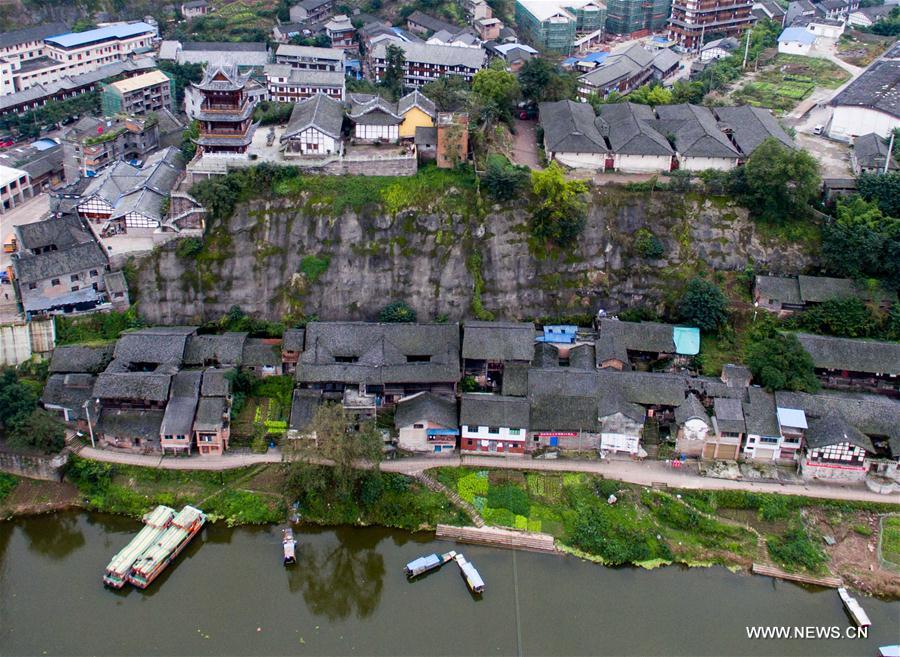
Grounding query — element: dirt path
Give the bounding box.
[510,118,541,170]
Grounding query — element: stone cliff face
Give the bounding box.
[134,187,815,325]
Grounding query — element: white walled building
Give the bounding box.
[0,164,33,213]
[828,44,900,141]
[460,394,529,455]
[280,93,344,156]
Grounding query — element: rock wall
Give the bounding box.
[133,186,815,325]
[0,449,68,482]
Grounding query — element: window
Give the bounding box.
[70,274,79,282]
[488,427,500,434]
[70,285,79,292]
[509,428,521,436]
[406,355,432,363]
[28,282,36,290]
[413,423,424,429]
[51,278,59,286]
[334,356,358,363]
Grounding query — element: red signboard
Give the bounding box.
[535,432,578,437]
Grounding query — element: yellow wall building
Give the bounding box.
[398,90,437,139]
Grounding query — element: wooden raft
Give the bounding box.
[435,524,557,553]
[752,563,843,588]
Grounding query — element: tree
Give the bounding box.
[676,278,728,333]
[670,80,706,105]
[472,63,520,122]
[821,196,900,289]
[308,403,383,498]
[6,409,65,453]
[420,76,470,111]
[633,227,665,259]
[0,368,36,433]
[157,60,203,106]
[481,154,529,201]
[745,332,819,392]
[180,120,200,161]
[529,162,589,248]
[857,171,900,217]
[734,138,820,223]
[628,83,673,106]
[519,58,576,104]
[378,300,417,323]
[798,297,878,338]
[382,44,406,99]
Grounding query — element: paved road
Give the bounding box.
[73,443,899,505]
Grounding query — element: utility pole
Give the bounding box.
[885,131,895,175]
[742,26,751,69]
[83,399,96,448]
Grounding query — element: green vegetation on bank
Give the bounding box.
[0,473,18,504]
[0,368,64,453]
[431,468,895,575]
[54,308,142,346]
[882,516,900,568]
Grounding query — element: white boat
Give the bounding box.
[837,587,871,628]
[405,550,456,578]
[283,528,296,566]
[454,553,485,594]
[878,646,900,657]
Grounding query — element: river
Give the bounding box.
[0,513,897,656]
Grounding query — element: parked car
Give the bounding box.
[813,124,824,135]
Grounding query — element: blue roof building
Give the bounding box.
[44,22,156,50]
[778,27,816,46]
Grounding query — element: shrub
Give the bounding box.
[0,472,17,503]
[852,524,873,537]
[175,237,203,259]
[676,278,728,333]
[633,228,665,259]
[379,300,417,323]
[745,331,820,393]
[570,504,670,565]
[486,483,531,516]
[758,495,794,521]
[766,525,827,572]
[250,436,269,453]
[299,254,330,282]
[481,154,529,201]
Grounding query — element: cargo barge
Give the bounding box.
[405,550,457,578]
[126,506,206,589]
[103,505,176,589]
[454,553,485,594]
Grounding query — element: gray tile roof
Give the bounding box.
[201,367,233,397]
[714,397,746,434]
[183,41,267,52]
[797,274,890,304]
[743,386,780,436]
[348,92,402,125]
[265,63,345,87]
[596,102,672,156]
[569,343,596,370]
[371,40,486,69]
[193,396,226,432]
[96,408,164,441]
[283,328,306,352]
[398,90,436,118]
[539,99,608,154]
[298,322,460,385]
[829,56,900,119]
[14,240,107,285]
[113,327,195,365]
[183,332,248,367]
[774,389,899,441]
[462,321,535,361]
[795,333,900,376]
[675,393,707,425]
[282,93,345,140]
[395,391,458,429]
[653,104,740,159]
[595,319,675,364]
[755,275,802,305]
[501,361,529,397]
[194,64,254,91]
[0,23,69,49]
[532,342,561,368]
[49,344,115,374]
[242,339,282,367]
[805,410,875,452]
[41,373,95,420]
[714,105,794,156]
[722,364,752,388]
[289,388,323,431]
[15,212,90,251]
[460,393,529,428]
[415,126,437,145]
[854,132,897,170]
[407,10,466,35]
[528,368,600,432]
[93,372,172,403]
[652,48,680,73]
[579,44,655,90]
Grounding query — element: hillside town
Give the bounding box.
[0,0,898,648]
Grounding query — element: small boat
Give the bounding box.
[837,587,871,628]
[127,506,206,590]
[103,505,175,588]
[283,528,296,565]
[404,550,456,578]
[454,553,485,594]
[878,646,900,657]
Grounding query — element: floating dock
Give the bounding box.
[751,563,842,588]
[283,528,296,566]
[127,506,206,589]
[838,587,872,628]
[405,550,457,578]
[436,524,556,553]
[103,505,176,589]
[454,553,485,594]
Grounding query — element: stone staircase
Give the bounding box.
[413,472,485,527]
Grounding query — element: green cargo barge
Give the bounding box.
[103,505,176,589]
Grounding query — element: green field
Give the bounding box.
[732,55,850,112]
[882,515,900,569]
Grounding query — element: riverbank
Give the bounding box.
[2,460,898,598]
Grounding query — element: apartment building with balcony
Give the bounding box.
[101,69,174,115]
[369,41,485,88]
[515,0,608,53]
[667,0,755,51]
